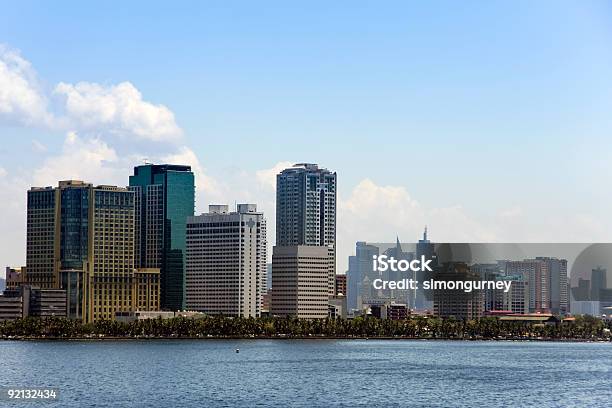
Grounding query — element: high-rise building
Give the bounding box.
[129,164,195,311]
[505,259,550,313]
[185,204,267,317]
[276,163,337,295]
[26,180,160,322]
[270,246,329,319]
[536,257,568,315]
[433,262,484,320]
[590,267,607,301]
[26,187,57,289]
[346,242,379,312]
[415,228,436,310]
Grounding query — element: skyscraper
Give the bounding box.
[591,267,607,301]
[537,257,568,315]
[185,204,267,317]
[505,259,550,313]
[346,241,379,312]
[276,163,337,295]
[129,164,195,311]
[415,228,436,310]
[26,180,160,322]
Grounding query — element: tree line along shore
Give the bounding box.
[0,315,610,341]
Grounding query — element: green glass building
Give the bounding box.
[129,164,195,311]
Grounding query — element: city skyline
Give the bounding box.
[2,2,612,276]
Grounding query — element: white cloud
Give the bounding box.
[31,139,48,152]
[161,146,230,212]
[0,45,183,143]
[55,81,182,142]
[255,161,293,190]
[337,178,497,272]
[0,167,6,178]
[32,132,123,187]
[0,45,54,127]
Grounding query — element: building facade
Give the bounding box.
[26,180,160,323]
[186,204,267,317]
[433,262,484,320]
[271,246,329,319]
[276,163,337,295]
[129,164,195,311]
[5,267,26,290]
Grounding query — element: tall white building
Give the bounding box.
[185,204,267,317]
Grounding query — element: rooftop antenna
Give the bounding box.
[424,225,428,241]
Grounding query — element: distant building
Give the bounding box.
[471,263,502,312]
[415,228,436,310]
[129,164,195,311]
[335,274,347,296]
[271,246,329,319]
[590,267,607,301]
[346,242,379,312]
[329,295,347,319]
[186,204,267,317]
[266,263,272,292]
[495,275,529,315]
[433,262,484,320]
[573,278,591,301]
[572,301,601,316]
[5,266,26,290]
[276,163,337,295]
[537,257,568,315]
[261,292,271,314]
[367,302,409,320]
[505,259,549,313]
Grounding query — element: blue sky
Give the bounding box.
[1,1,612,272]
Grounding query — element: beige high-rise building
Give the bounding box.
[26,180,160,323]
[185,204,267,317]
[271,246,329,319]
[505,259,550,313]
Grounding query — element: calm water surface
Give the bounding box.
[0,340,611,407]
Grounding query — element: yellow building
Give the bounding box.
[26,181,160,323]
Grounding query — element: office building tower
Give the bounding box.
[129,164,195,311]
[591,267,607,301]
[185,204,267,317]
[536,257,568,315]
[495,275,529,314]
[505,259,550,313]
[26,187,57,288]
[346,242,380,312]
[433,262,484,320]
[270,246,329,319]
[415,228,436,310]
[471,263,503,311]
[26,180,160,322]
[573,278,591,301]
[276,163,337,295]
